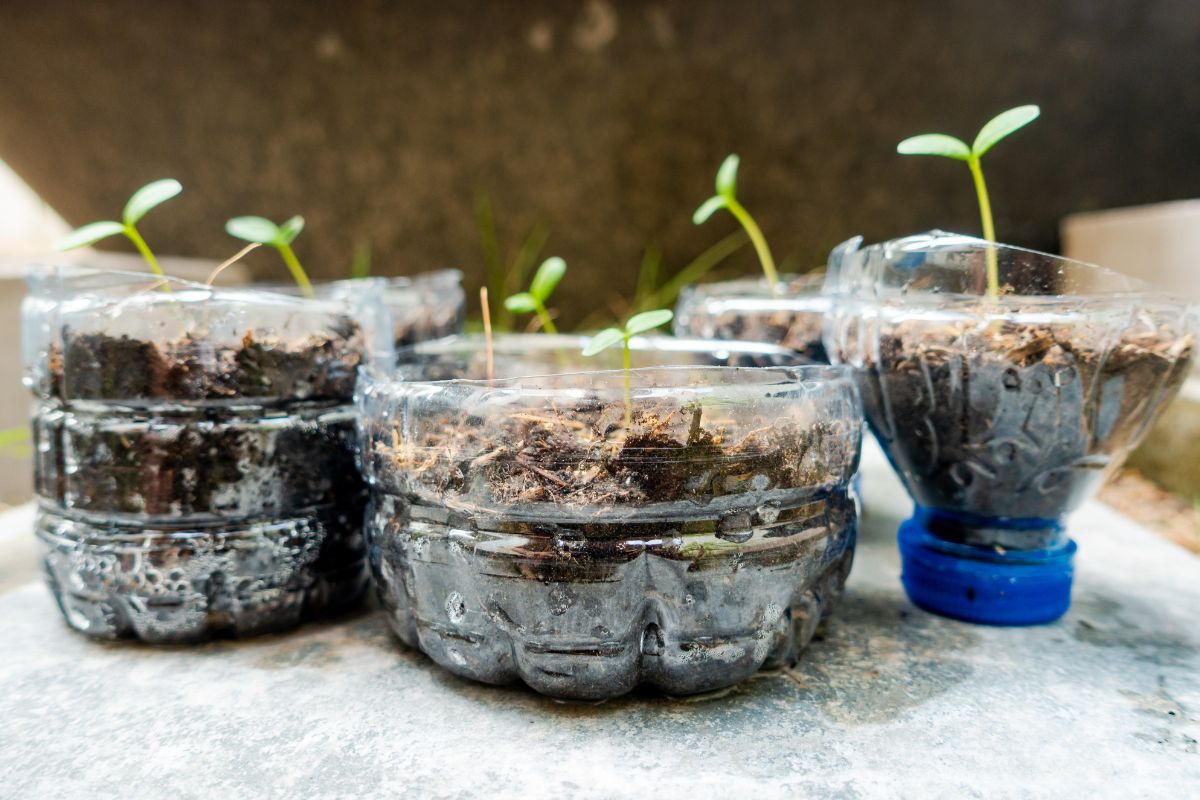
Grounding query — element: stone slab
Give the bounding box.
[0,446,1197,798]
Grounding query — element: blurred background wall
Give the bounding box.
[1,0,1199,324]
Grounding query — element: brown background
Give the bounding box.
[1,1,1198,323]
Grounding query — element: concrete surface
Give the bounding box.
[0,444,1197,798]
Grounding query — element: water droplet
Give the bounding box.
[445,591,466,623]
[547,584,576,616]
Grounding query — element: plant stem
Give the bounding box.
[480,287,494,385]
[123,224,164,277]
[278,243,316,299]
[724,197,780,297]
[533,300,557,334]
[622,336,632,428]
[967,155,999,299]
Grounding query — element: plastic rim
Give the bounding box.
[898,516,1076,626]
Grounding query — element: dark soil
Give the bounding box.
[34,402,361,518]
[681,307,830,362]
[862,317,1194,533]
[697,308,828,364]
[376,399,856,510]
[393,306,463,349]
[53,318,363,402]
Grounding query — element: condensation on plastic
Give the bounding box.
[674,273,832,362]
[23,265,391,643]
[37,503,366,643]
[823,230,1197,549]
[360,343,863,700]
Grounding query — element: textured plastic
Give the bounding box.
[362,337,862,700]
[824,231,1196,624]
[22,265,390,642]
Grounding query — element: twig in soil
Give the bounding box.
[511,413,586,430]
[515,458,568,487]
[648,409,676,435]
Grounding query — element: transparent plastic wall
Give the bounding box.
[822,231,1196,624]
[674,273,832,362]
[361,336,863,699]
[24,266,393,642]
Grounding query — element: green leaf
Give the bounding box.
[896,134,971,160]
[692,196,726,225]
[122,179,182,225]
[581,328,624,357]
[226,216,283,246]
[504,292,538,313]
[715,154,739,196]
[55,220,125,251]
[972,105,1040,157]
[278,215,305,245]
[625,309,674,335]
[529,256,566,301]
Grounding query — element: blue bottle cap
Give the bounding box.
[898,517,1076,626]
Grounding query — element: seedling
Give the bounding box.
[693,155,780,295]
[225,215,315,298]
[504,256,566,334]
[582,309,674,425]
[897,104,1041,298]
[55,179,182,277]
[349,240,372,280]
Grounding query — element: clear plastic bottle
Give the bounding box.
[24,266,394,642]
[824,231,1197,624]
[362,335,862,699]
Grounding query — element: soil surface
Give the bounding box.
[861,317,1194,531]
[377,398,856,511]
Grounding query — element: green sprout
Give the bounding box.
[225,215,314,298]
[693,154,779,295]
[897,104,1041,298]
[504,256,566,334]
[582,309,674,425]
[55,179,182,277]
[349,240,371,280]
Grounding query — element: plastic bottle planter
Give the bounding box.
[361,339,862,700]
[24,266,391,643]
[260,270,465,351]
[824,231,1196,625]
[674,274,832,362]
